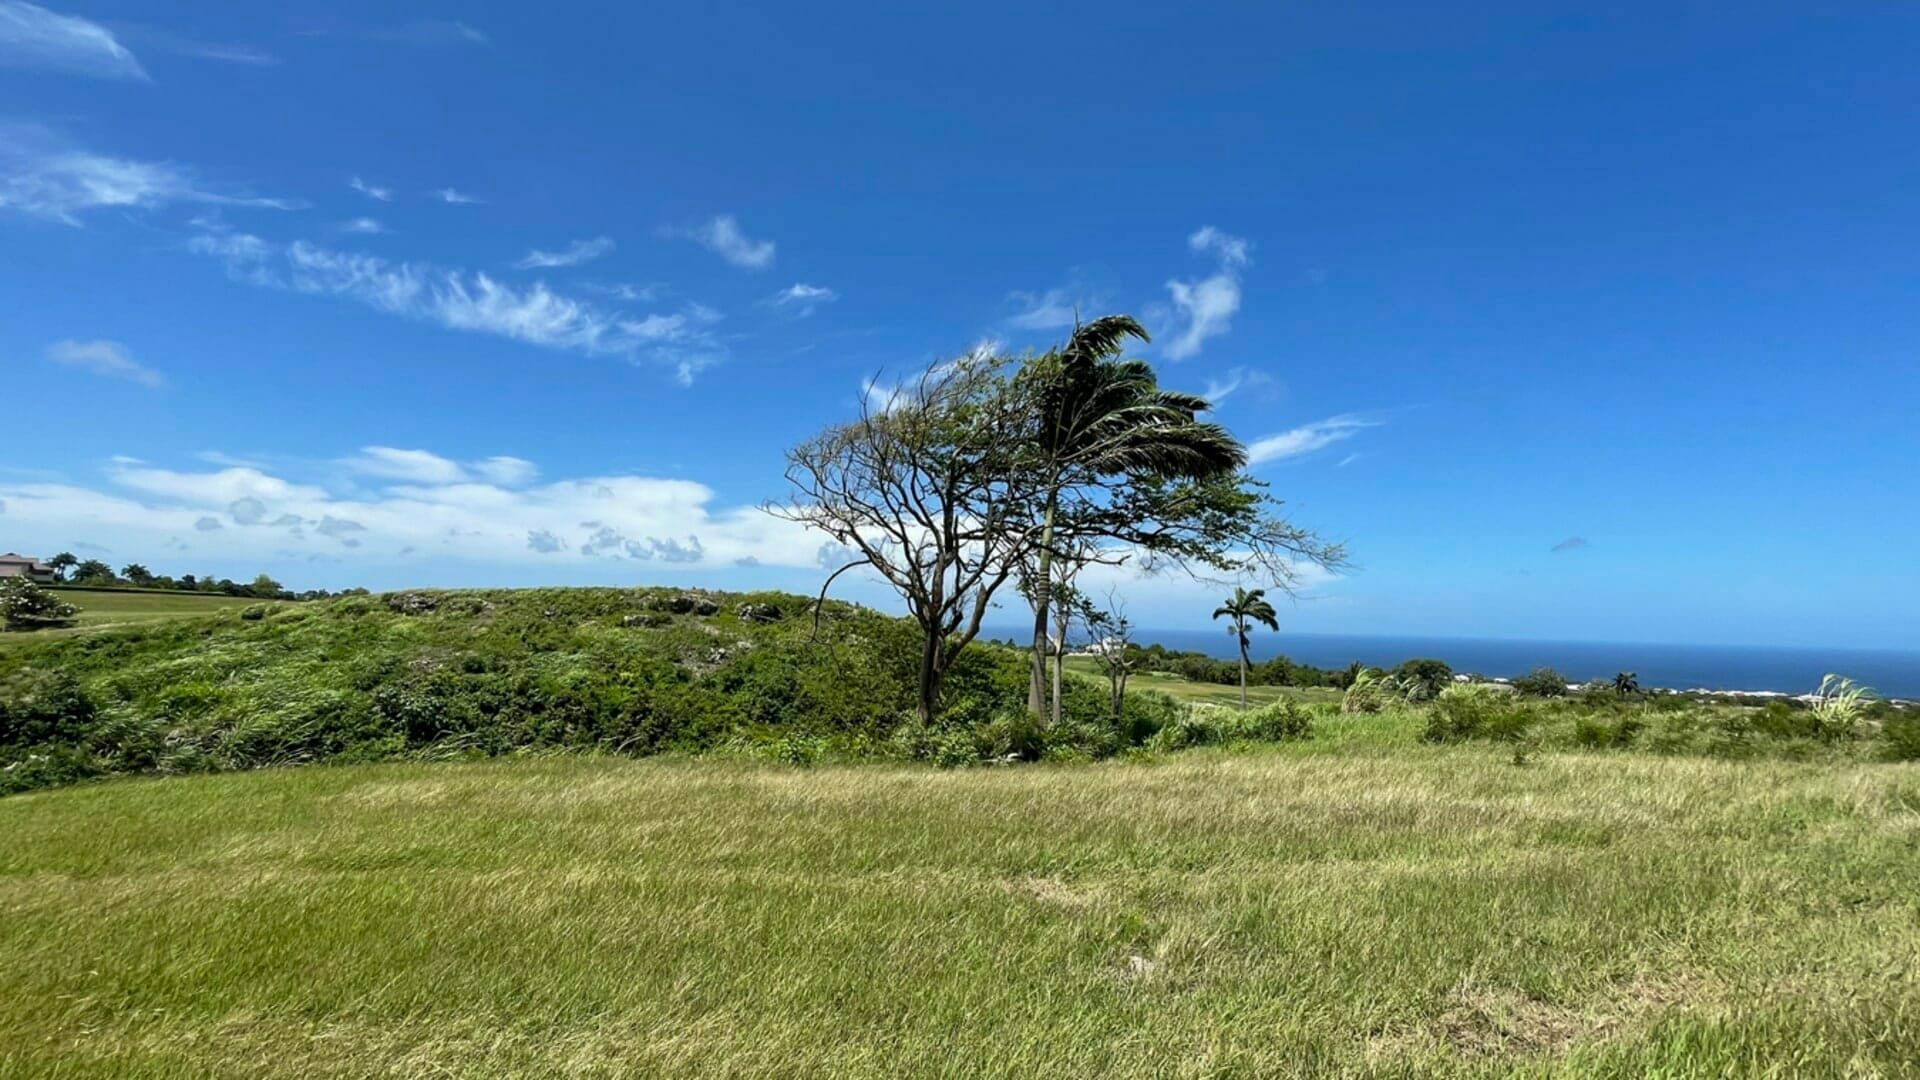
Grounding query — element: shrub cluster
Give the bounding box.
[1,586,1221,794]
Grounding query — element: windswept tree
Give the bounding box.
[778,319,1344,726]
[774,353,1043,724]
[1015,316,1247,719]
[1212,586,1280,707]
[120,564,154,587]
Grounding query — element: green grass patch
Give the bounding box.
[1,749,1915,1076]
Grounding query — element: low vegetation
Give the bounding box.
[4,746,1916,1076]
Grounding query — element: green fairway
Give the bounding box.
[1063,654,1340,707]
[3,744,1915,1077]
[0,588,272,647]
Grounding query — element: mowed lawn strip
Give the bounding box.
[0,589,274,650]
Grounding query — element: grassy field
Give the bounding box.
[0,589,272,648]
[3,733,1916,1077]
[1063,654,1340,707]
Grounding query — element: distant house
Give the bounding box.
[0,553,57,584]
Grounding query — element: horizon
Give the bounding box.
[7,2,1918,651]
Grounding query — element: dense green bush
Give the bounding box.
[1511,666,1569,697]
[1148,699,1313,752]
[1882,711,1920,762]
[1422,683,1517,742]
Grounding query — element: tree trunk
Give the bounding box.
[1238,634,1249,708]
[1026,497,1057,721]
[1051,639,1064,728]
[917,627,943,725]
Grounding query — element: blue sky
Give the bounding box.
[4,2,1917,649]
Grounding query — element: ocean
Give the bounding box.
[993,627,1920,699]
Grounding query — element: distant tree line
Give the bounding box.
[40,553,352,601]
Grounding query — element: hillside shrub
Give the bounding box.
[1423,683,1513,742]
[1881,711,1920,762]
[1511,666,1569,698]
[1,579,78,632]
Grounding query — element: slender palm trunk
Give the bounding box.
[1238,625,1249,708]
[1050,599,1068,728]
[1026,497,1057,721]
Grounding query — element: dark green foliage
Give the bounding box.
[1511,666,1569,698]
[0,585,1194,792]
[1572,712,1645,749]
[1392,658,1454,702]
[1882,711,1920,762]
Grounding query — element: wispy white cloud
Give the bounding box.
[1245,414,1378,466]
[341,216,386,234]
[114,24,275,65]
[585,281,662,303]
[1005,287,1093,331]
[45,339,164,388]
[340,449,539,488]
[0,0,145,79]
[343,447,469,485]
[433,187,482,205]
[367,20,488,47]
[677,214,774,269]
[0,125,300,225]
[0,452,821,572]
[515,236,613,269]
[189,228,725,380]
[769,282,837,316]
[1551,536,1589,554]
[1164,226,1250,360]
[348,176,392,202]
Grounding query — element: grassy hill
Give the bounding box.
[3,748,1916,1076]
[0,586,1192,794]
[1062,655,1339,707]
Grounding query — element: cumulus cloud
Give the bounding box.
[677,215,774,269]
[0,1,145,79]
[1245,414,1378,466]
[189,229,725,379]
[1551,537,1589,554]
[769,282,837,316]
[515,236,613,270]
[0,450,835,579]
[0,125,301,225]
[45,339,164,388]
[1164,226,1249,360]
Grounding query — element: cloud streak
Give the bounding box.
[0,125,301,225]
[1245,414,1377,465]
[45,339,164,388]
[515,236,613,269]
[0,0,145,79]
[189,228,724,380]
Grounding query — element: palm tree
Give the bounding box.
[1020,315,1246,720]
[1612,671,1639,697]
[1212,587,1279,707]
